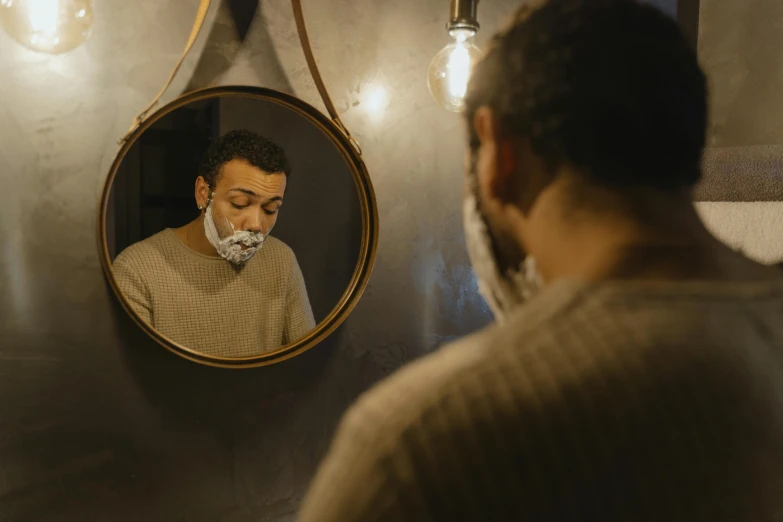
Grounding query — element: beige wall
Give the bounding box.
[697,0,783,264]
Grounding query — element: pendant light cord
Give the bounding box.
[120,0,361,156]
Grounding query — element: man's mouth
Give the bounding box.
[223,233,263,252]
[237,240,262,251]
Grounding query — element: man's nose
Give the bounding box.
[245,209,265,234]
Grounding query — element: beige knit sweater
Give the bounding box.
[113,229,316,357]
[299,278,783,522]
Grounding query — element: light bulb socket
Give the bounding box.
[446,0,479,35]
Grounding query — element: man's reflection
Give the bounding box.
[113,130,316,357]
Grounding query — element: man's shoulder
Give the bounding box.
[338,282,600,448]
[343,323,521,442]
[113,230,174,269]
[344,278,783,445]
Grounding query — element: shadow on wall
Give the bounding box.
[186,0,294,94]
[226,0,259,41]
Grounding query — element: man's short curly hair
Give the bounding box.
[198,129,291,188]
[465,0,707,192]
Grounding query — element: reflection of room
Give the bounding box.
[107,93,363,327]
[107,99,218,258]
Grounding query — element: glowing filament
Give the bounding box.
[27,0,57,35]
[446,42,471,100]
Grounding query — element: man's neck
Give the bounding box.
[176,216,220,257]
[525,183,777,284]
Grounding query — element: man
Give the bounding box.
[299,1,783,520]
[113,130,315,357]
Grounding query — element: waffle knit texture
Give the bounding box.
[299,278,783,522]
[113,228,316,357]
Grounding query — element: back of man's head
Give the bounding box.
[466,0,707,192]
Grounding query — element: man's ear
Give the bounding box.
[195,176,210,209]
[473,106,495,145]
[474,107,516,205]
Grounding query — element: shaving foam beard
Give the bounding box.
[462,183,542,322]
[203,204,266,265]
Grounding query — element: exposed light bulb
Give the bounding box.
[427,28,483,113]
[0,0,93,54]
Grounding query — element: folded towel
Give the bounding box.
[696,202,783,263]
[694,145,783,202]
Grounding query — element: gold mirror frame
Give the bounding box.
[97,85,378,368]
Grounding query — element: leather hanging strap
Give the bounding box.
[291,0,361,155]
[119,0,212,144]
[119,0,361,155]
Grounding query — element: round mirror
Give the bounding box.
[98,86,378,368]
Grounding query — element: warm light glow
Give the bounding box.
[0,0,93,54]
[363,83,389,118]
[427,33,483,113]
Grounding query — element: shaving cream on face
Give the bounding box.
[203,203,269,265]
[462,188,542,322]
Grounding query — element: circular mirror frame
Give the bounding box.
[97,85,378,368]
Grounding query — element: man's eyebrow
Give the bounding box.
[228,187,257,197]
[228,188,283,205]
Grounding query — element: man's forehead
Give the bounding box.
[216,161,286,196]
[219,158,280,179]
